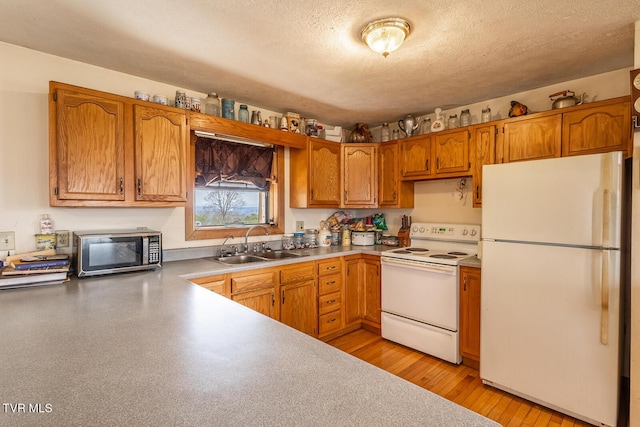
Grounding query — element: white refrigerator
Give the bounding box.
[480,152,622,426]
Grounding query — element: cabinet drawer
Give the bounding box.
[319,292,342,315]
[318,273,342,296]
[190,275,227,296]
[231,272,275,294]
[280,262,314,284]
[317,258,342,276]
[319,310,342,335]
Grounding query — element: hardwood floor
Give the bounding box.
[326,329,593,427]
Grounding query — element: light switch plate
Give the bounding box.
[296,221,304,231]
[0,231,16,251]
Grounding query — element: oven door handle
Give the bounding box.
[381,257,456,275]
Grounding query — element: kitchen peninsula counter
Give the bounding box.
[0,251,497,426]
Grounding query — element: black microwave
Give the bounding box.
[73,230,162,277]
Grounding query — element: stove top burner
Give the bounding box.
[405,248,429,252]
[429,254,457,259]
[393,250,411,254]
[448,251,468,256]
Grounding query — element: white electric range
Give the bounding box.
[380,222,481,364]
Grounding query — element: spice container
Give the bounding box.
[282,234,295,250]
[305,229,318,248]
[293,232,305,249]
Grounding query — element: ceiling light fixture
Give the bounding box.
[361,17,410,57]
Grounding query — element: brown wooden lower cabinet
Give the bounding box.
[344,254,381,333]
[279,262,317,336]
[459,266,481,368]
[190,254,382,340]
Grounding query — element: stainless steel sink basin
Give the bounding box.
[211,255,268,265]
[254,251,305,260]
[204,250,308,265]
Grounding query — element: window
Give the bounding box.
[185,134,284,240]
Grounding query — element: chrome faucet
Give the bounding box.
[220,234,235,257]
[244,225,269,253]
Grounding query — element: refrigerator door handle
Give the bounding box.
[600,250,609,345]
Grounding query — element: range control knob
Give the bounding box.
[470,229,477,236]
[462,229,469,235]
[419,226,425,233]
[412,225,418,232]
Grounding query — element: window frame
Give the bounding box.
[185,131,285,241]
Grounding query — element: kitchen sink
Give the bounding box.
[253,251,306,260]
[205,250,308,265]
[210,255,268,265]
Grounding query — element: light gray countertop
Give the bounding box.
[0,247,495,426]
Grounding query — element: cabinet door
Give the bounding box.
[433,130,470,175]
[53,88,125,201]
[363,257,381,324]
[309,140,341,206]
[378,142,399,206]
[400,136,431,178]
[460,267,481,362]
[502,115,561,162]
[134,105,188,202]
[344,258,363,325]
[562,100,631,157]
[342,144,377,207]
[472,124,497,207]
[280,279,317,336]
[232,288,276,319]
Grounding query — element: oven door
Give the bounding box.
[381,256,459,331]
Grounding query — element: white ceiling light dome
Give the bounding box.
[361,17,411,57]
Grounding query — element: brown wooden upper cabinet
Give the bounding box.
[290,139,341,208]
[501,114,562,163]
[378,141,414,208]
[342,144,377,208]
[472,124,497,208]
[49,81,188,207]
[400,129,471,180]
[399,135,432,179]
[561,98,631,157]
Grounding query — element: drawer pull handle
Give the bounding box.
[326,280,336,285]
[327,318,336,323]
[326,299,336,304]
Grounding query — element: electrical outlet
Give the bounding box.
[296,221,304,231]
[0,231,16,251]
[56,230,70,248]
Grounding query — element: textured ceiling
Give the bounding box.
[1,0,639,128]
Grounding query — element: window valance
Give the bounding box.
[195,137,274,190]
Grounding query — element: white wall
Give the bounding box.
[0,41,632,258]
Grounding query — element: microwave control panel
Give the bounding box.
[148,235,161,264]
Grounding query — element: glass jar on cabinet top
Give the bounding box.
[221,99,235,119]
[204,93,221,116]
[420,117,432,135]
[460,109,470,127]
[481,106,492,123]
[380,122,390,142]
[238,105,249,123]
[447,114,459,129]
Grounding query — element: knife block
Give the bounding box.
[397,228,410,247]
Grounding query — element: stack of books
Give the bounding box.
[0,249,71,289]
